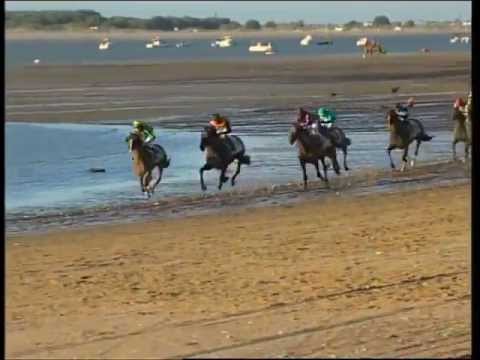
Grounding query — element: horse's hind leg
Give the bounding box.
[218,167,229,190]
[342,146,349,171]
[150,167,163,194]
[314,160,325,181]
[320,158,330,184]
[231,160,241,186]
[411,140,421,167]
[400,147,409,172]
[452,140,458,161]
[200,163,212,191]
[387,145,396,169]
[300,158,308,190]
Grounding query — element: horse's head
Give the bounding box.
[289,122,304,145]
[200,125,218,151]
[126,131,143,152]
[386,109,399,127]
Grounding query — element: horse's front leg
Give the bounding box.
[300,158,308,190]
[139,176,145,193]
[387,145,396,169]
[200,163,212,191]
[231,160,241,186]
[218,166,228,190]
[400,146,409,172]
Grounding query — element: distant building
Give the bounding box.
[88,26,99,31]
[173,27,179,32]
[363,21,373,27]
[394,26,403,31]
[462,21,471,26]
[334,26,344,32]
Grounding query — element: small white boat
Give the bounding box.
[450,36,459,44]
[460,36,470,44]
[33,59,40,64]
[248,42,273,53]
[175,41,190,48]
[211,35,234,48]
[98,38,111,50]
[145,43,154,49]
[300,34,313,46]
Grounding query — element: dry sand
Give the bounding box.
[6,182,471,358]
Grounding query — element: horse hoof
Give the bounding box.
[345,167,350,171]
[201,186,207,191]
[410,160,416,167]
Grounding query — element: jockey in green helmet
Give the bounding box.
[131,120,156,144]
[317,107,336,128]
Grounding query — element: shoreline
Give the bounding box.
[6,27,470,41]
[6,160,471,236]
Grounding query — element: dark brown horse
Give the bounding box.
[126,132,170,198]
[289,122,340,189]
[297,108,352,170]
[386,109,433,171]
[452,107,471,161]
[199,125,251,191]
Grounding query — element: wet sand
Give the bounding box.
[6,180,471,358]
[6,52,470,123]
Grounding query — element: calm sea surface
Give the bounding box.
[6,120,460,216]
[5,34,469,68]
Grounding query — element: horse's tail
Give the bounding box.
[345,137,352,146]
[409,118,433,142]
[163,157,171,168]
[238,154,251,165]
[420,134,433,142]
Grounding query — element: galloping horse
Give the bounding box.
[289,122,341,189]
[199,125,251,191]
[126,132,170,198]
[298,108,352,170]
[452,106,471,162]
[357,37,386,58]
[386,109,433,171]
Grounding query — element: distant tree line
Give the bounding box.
[5,10,233,31]
[5,10,462,32]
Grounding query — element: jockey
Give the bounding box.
[131,120,156,144]
[297,107,318,134]
[209,113,232,137]
[395,97,415,121]
[317,107,336,128]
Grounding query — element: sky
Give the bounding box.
[5,1,472,23]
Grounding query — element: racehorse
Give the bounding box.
[386,109,433,171]
[452,106,471,162]
[298,108,352,170]
[357,37,387,58]
[199,125,251,191]
[126,132,170,198]
[289,122,341,189]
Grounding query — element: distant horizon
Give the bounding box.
[5,1,471,24]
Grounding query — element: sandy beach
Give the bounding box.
[5,28,472,358]
[6,180,471,358]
